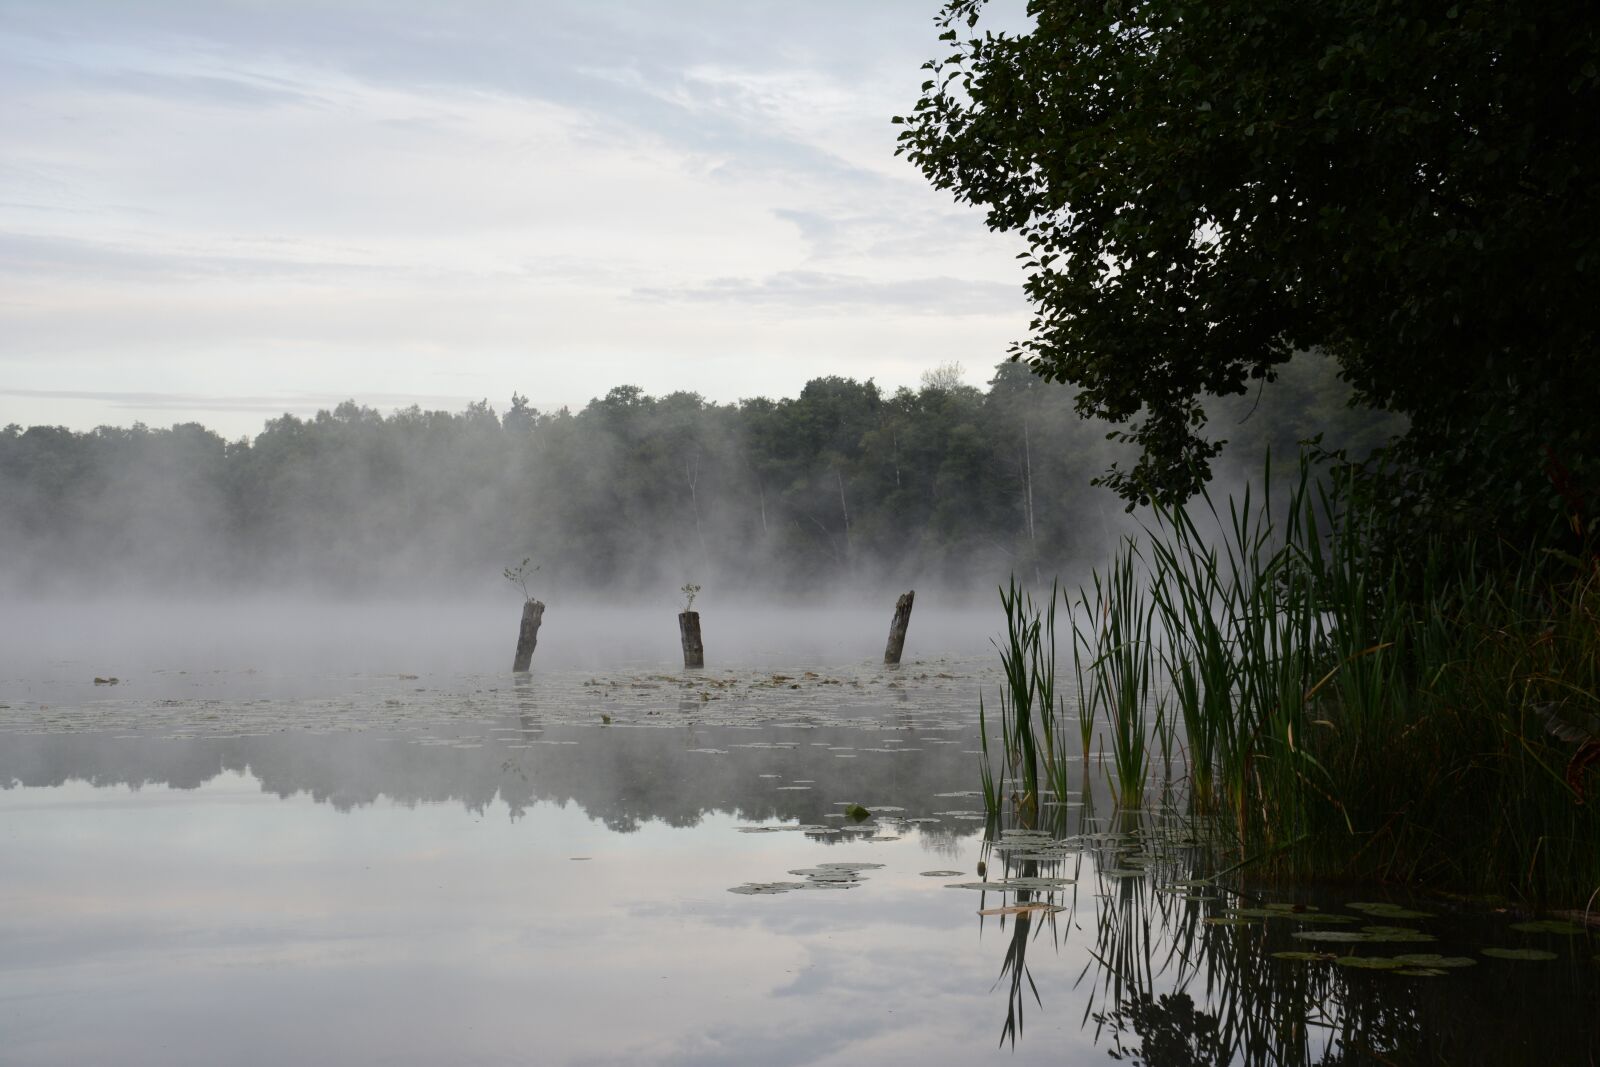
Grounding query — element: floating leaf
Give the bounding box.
[1228,908,1358,925]
[816,862,884,871]
[1481,947,1559,960]
[1334,956,1405,970]
[844,803,872,821]
[1394,967,1449,976]
[1293,928,1436,944]
[728,881,806,895]
[1393,954,1476,968]
[1509,920,1586,935]
[920,870,965,877]
[978,903,1067,916]
[1347,901,1435,920]
[1271,951,1335,962]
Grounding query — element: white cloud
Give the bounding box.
[0,2,1035,436]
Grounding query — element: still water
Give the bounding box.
[1,602,1595,1064]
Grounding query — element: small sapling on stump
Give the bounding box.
[679,582,704,669]
[505,558,545,672]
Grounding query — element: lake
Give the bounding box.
[1,601,1595,1064]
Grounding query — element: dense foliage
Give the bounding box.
[0,358,1388,595]
[897,0,1599,546]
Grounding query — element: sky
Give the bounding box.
[0,0,1035,439]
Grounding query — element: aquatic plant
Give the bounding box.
[680,582,701,612]
[988,450,1600,901]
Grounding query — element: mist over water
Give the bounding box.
[0,596,1008,688]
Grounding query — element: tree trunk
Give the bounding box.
[512,599,545,672]
[679,610,704,668]
[883,590,915,665]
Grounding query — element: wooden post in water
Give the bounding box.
[884,590,915,664]
[512,599,545,672]
[679,610,704,669]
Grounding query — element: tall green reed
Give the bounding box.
[983,449,1600,900]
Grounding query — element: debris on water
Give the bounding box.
[93,677,120,686]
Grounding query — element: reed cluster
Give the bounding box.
[979,455,1600,902]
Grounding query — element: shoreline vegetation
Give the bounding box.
[0,356,1393,596]
[981,453,1600,907]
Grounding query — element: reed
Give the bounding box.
[985,450,1600,901]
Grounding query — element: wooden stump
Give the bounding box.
[512,599,545,672]
[883,590,915,664]
[679,610,704,669]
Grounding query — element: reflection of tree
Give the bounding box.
[1101,991,1226,1066]
[1058,811,1600,1066]
[0,717,980,834]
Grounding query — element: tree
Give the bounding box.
[897,0,1600,540]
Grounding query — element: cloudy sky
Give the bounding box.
[0,0,1035,438]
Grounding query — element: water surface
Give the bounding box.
[2,604,1595,1064]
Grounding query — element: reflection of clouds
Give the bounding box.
[0,768,1103,1065]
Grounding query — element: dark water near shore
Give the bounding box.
[1,604,1596,1065]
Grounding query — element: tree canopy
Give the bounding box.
[897,0,1599,537]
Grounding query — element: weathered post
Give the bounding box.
[679,611,704,669]
[883,590,915,665]
[512,599,545,672]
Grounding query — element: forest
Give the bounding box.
[0,355,1392,597]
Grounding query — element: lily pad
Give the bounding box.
[920,870,964,877]
[1227,908,1359,924]
[787,868,861,881]
[977,903,1067,916]
[1509,920,1586,935]
[844,803,872,822]
[1394,967,1449,976]
[1271,951,1335,962]
[1347,901,1435,920]
[1481,947,1559,960]
[1393,954,1476,968]
[816,862,885,871]
[1334,956,1405,970]
[728,881,807,895]
[1292,927,1436,944]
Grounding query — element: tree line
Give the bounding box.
[0,357,1393,597]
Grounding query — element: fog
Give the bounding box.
[0,597,1008,689]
